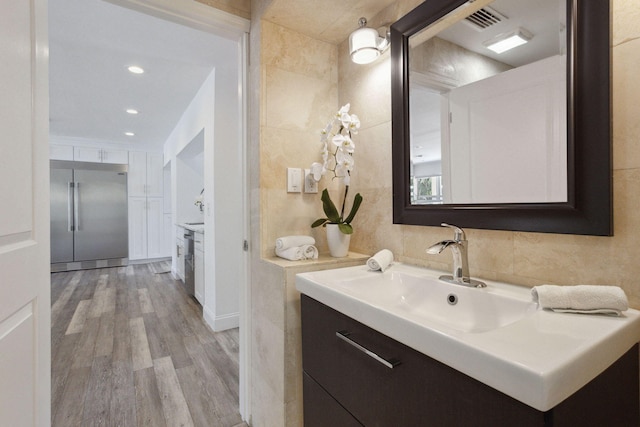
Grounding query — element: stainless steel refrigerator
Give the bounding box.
[50,160,129,272]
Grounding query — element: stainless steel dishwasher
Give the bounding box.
[183,229,195,296]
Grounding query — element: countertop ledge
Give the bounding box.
[265,251,369,268]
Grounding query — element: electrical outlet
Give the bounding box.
[287,168,302,193]
[304,169,318,193]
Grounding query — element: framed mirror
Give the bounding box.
[391,0,611,235]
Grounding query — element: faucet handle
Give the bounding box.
[441,223,466,241]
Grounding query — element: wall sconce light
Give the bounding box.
[483,28,533,54]
[349,17,390,64]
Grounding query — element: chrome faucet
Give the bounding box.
[426,223,486,288]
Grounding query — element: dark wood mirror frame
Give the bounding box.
[391,0,611,236]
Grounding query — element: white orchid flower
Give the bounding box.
[336,149,354,167]
[332,134,355,153]
[336,103,350,117]
[320,122,333,142]
[348,114,361,134]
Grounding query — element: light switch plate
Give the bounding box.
[304,169,318,193]
[287,168,302,193]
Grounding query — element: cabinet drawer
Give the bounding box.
[303,372,361,427]
[301,295,545,427]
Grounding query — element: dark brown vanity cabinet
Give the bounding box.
[300,295,639,426]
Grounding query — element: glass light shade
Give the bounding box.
[350,27,381,64]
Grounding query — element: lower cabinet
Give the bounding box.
[128,196,165,260]
[300,295,639,427]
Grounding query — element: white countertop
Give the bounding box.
[177,223,204,233]
[296,263,640,411]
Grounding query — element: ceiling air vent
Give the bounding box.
[463,6,507,31]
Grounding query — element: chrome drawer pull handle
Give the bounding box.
[336,330,400,369]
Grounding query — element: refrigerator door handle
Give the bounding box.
[74,182,80,231]
[67,182,74,231]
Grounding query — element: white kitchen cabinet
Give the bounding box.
[163,213,172,256]
[128,151,167,260]
[128,151,163,197]
[194,233,204,304]
[128,197,147,260]
[50,144,74,161]
[146,198,165,259]
[74,146,128,164]
[128,196,165,260]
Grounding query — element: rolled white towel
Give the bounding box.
[275,235,315,251]
[531,285,629,316]
[367,249,394,272]
[275,246,304,261]
[302,244,318,260]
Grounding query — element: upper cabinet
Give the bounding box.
[50,144,74,161]
[50,144,128,164]
[74,146,128,164]
[128,151,164,197]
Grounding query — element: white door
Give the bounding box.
[447,55,567,204]
[0,0,50,425]
[128,197,148,260]
[127,151,147,197]
[146,153,164,197]
[146,197,165,258]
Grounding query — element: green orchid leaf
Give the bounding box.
[311,218,328,228]
[343,193,363,225]
[320,189,341,223]
[338,223,353,234]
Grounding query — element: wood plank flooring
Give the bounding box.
[51,263,247,427]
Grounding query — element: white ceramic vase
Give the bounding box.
[326,223,351,257]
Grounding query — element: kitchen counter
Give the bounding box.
[178,222,204,233]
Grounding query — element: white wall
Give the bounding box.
[163,38,243,331]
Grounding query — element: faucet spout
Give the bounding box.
[426,224,486,288]
[426,240,456,255]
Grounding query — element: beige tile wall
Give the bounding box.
[337,0,640,308]
[258,20,342,258]
[249,0,640,425]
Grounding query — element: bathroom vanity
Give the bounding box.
[297,264,640,426]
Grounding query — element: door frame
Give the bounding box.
[100,0,252,420]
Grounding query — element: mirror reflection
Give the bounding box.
[408,0,567,205]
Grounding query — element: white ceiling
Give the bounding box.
[49,0,237,150]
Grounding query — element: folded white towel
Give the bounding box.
[531,285,629,316]
[275,235,315,251]
[302,244,318,260]
[367,249,394,272]
[275,246,304,261]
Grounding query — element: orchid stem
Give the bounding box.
[341,184,349,220]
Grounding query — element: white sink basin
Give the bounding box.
[296,263,640,411]
[330,269,537,333]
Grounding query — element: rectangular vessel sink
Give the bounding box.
[296,263,640,411]
[331,270,537,333]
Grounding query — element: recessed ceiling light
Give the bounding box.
[126,109,139,115]
[125,132,135,136]
[127,65,144,74]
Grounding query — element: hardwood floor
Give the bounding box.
[51,263,247,427]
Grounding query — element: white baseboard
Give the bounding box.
[203,306,239,332]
